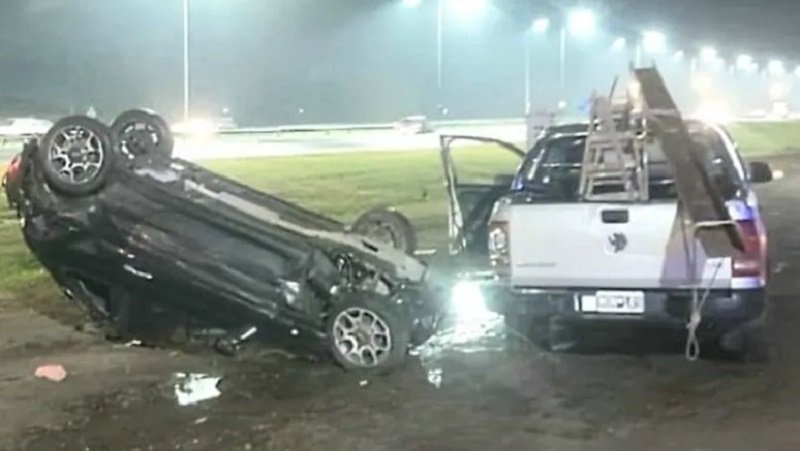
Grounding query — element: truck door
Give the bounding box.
[438,135,524,259]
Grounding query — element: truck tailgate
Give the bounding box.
[508,202,732,289]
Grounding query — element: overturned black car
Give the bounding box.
[14,110,442,371]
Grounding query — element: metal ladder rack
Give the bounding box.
[579,66,742,257]
[578,93,648,202]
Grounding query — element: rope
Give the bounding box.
[685,258,723,361]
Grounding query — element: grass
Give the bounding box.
[0,147,517,319]
[0,120,798,319]
[728,121,800,156]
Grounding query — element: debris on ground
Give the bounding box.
[173,373,222,406]
[34,364,68,382]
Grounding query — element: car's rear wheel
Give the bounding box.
[351,207,417,255]
[111,109,174,163]
[36,116,114,196]
[327,291,411,371]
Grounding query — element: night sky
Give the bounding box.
[0,0,797,124]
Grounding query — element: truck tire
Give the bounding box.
[36,116,115,196]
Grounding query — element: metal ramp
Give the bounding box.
[579,67,743,257]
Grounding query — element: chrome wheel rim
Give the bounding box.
[332,307,392,367]
[119,121,161,157]
[48,126,104,184]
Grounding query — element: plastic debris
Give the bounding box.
[426,368,443,388]
[34,364,68,382]
[359,379,369,387]
[173,373,222,406]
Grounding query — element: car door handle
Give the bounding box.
[601,209,629,224]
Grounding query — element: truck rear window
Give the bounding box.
[515,129,744,201]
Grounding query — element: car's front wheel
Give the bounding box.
[327,292,411,371]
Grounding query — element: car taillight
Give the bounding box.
[488,221,510,269]
[5,155,21,175]
[732,219,767,280]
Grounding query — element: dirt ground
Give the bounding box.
[5,155,800,451]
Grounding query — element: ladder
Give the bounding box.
[579,67,743,257]
[578,93,648,201]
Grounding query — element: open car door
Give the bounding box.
[438,135,524,260]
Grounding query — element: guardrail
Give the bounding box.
[213,117,525,136]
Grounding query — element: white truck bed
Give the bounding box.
[507,201,732,290]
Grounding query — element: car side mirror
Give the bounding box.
[494,173,515,186]
[749,161,773,184]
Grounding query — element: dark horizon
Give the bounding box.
[0,0,798,125]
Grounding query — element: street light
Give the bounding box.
[559,8,597,91]
[700,46,717,62]
[611,37,626,51]
[566,8,597,38]
[531,17,550,34]
[768,59,785,76]
[448,0,488,20]
[736,54,753,69]
[431,0,491,115]
[672,50,685,61]
[641,30,666,54]
[183,0,190,122]
[525,17,550,115]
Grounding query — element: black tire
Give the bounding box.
[111,109,174,162]
[37,116,115,196]
[326,291,411,371]
[351,207,417,255]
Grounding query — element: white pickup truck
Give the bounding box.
[440,119,774,359]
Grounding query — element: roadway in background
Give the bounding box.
[1,117,795,162]
[0,122,526,161]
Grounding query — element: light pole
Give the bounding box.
[436,0,444,91]
[640,30,666,66]
[561,8,597,94]
[526,18,550,115]
[183,0,190,122]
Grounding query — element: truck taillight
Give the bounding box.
[732,219,767,280]
[488,221,509,268]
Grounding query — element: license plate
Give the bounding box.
[580,291,645,314]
